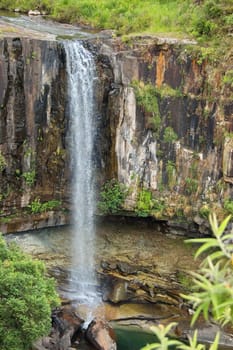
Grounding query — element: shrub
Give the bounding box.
[136,189,153,217]
[199,204,210,219]
[132,82,160,115]
[132,81,161,135]
[163,127,178,143]
[0,235,60,350]
[98,179,127,214]
[27,198,61,214]
[185,177,198,195]
[22,170,36,186]
[193,17,216,36]
[222,70,233,87]
[204,1,222,19]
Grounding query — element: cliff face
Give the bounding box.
[98,36,233,225]
[0,38,66,206]
[0,33,232,233]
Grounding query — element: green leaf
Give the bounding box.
[222,233,233,241]
[208,250,225,261]
[202,300,210,320]
[209,213,219,236]
[218,215,232,236]
[191,304,203,325]
[181,293,201,303]
[185,238,214,244]
[209,332,220,350]
[215,299,233,309]
[194,240,219,258]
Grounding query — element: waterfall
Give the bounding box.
[64,40,97,304]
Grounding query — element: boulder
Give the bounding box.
[86,317,117,350]
[58,329,73,350]
[28,10,41,16]
[54,305,84,333]
[32,306,84,350]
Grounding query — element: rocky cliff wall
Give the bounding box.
[0,38,67,206]
[0,35,113,232]
[0,33,232,233]
[98,36,233,228]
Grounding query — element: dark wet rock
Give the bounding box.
[187,323,233,349]
[116,261,138,275]
[86,317,117,350]
[103,280,131,304]
[33,306,84,350]
[54,305,84,331]
[166,221,198,236]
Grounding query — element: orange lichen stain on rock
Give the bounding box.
[156,52,165,87]
[214,71,222,89]
[191,59,200,79]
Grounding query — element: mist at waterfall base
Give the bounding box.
[64,40,100,306]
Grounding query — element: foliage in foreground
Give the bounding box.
[142,213,232,350]
[0,235,60,350]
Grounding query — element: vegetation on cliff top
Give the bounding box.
[0,0,232,49]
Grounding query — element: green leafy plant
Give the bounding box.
[185,177,198,195]
[132,81,161,134]
[142,324,219,350]
[222,70,233,87]
[179,330,219,350]
[163,127,178,143]
[176,271,194,292]
[136,189,153,217]
[27,198,61,214]
[184,214,233,326]
[0,151,6,172]
[31,51,36,59]
[22,170,36,186]
[141,323,182,350]
[166,160,176,189]
[199,205,210,219]
[0,235,60,350]
[98,179,127,214]
[152,198,166,214]
[224,199,233,215]
[156,84,182,98]
[141,213,232,349]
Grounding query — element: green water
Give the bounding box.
[115,326,161,350]
[115,326,182,350]
[114,325,232,350]
[0,10,19,17]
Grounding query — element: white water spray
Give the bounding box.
[64,40,98,304]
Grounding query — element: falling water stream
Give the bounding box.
[64,40,98,305]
